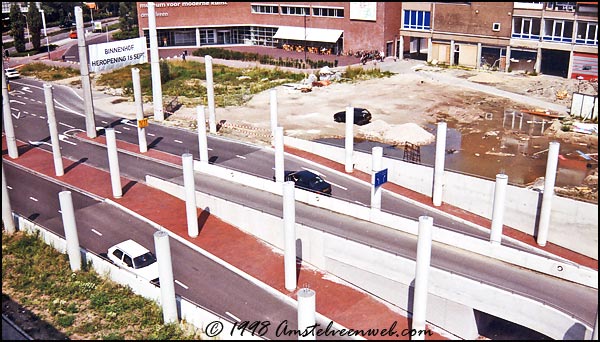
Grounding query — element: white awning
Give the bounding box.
[273,26,343,43]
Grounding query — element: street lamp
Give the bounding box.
[22,14,31,45]
[40,9,50,59]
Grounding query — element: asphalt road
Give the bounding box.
[3,75,598,329]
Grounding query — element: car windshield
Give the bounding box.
[133,252,157,269]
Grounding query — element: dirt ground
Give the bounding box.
[154,59,597,202]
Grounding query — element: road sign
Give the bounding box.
[138,118,148,128]
[374,168,388,187]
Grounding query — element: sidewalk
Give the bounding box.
[2,136,449,340]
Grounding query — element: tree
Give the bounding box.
[160,61,170,84]
[27,2,43,51]
[9,3,26,53]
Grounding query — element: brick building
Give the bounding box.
[136,2,598,80]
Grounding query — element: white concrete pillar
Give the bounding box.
[197,106,209,164]
[105,128,122,199]
[297,287,316,340]
[344,106,354,173]
[537,141,560,247]
[427,38,432,63]
[505,45,511,73]
[370,146,383,211]
[490,173,508,245]
[148,2,164,121]
[476,42,482,70]
[412,215,433,340]
[283,181,296,292]
[2,55,19,159]
[270,89,278,136]
[432,121,447,206]
[58,191,81,272]
[205,55,217,134]
[182,153,199,238]
[153,230,178,324]
[275,127,284,183]
[43,84,64,176]
[2,165,16,234]
[399,35,404,60]
[593,311,598,340]
[449,40,455,66]
[75,6,96,138]
[132,67,148,153]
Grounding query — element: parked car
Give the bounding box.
[276,170,332,196]
[107,240,160,285]
[4,68,20,79]
[69,30,77,39]
[333,107,372,125]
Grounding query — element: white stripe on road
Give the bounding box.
[39,116,45,119]
[10,99,25,105]
[122,126,130,130]
[59,122,75,129]
[29,196,38,202]
[236,155,246,159]
[148,133,155,136]
[226,312,241,322]
[7,185,12,190]
[327,180,347,191]
[101,120,109,124]
[91,229,103,236]
[30,113,36,117]
[175,279,189,289]
[207,147,213,151]
[174,139,183,144]
[115,130,122,134]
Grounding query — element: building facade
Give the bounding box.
[136,2,597,80]
[399,2,598,80]
[136,2,402,57]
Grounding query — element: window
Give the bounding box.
[123,255,133,268]
[543,19,573,43]
[512,17,541,40]
[492,23,501,32]
[403,10,431,31]
[251,4,278,14]
[112,249,123,260]
[281,5,309,16]
[312,7,344,18]
[200,29,216,45]
[576,22,598,45]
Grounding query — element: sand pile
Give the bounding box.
[359,120,435,145]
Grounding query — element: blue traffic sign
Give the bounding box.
[374,168,388,187]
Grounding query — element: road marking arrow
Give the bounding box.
[59,134,77,145]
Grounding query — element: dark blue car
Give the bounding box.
[276,170,332,196]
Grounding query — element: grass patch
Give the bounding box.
[19,62,80,82]
[2,230,202,339]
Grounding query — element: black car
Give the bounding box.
[276,170,332,196]
[333,107,372,125]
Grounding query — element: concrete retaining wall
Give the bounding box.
[283,136,599,260]
[146,176,595,339]
[190,162,598,289]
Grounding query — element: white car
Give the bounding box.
[4,68,20,79]
[107,240,160,285]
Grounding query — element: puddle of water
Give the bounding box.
[317,110,596,187]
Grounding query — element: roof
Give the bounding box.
[113,239,150,257]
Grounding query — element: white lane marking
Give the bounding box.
[10,99,26,105]
[91,229,103,236]
[12,111,21,119]
[59,134,77,146]
[235,155,246,159]
[120,119,138,128]
[28,140,52,147]
[30,113,37,117]
[207,147,213,151]
[58,210,62,214]
[122,126,131,131]
[174,139,183,144]
[30,98,37,102]
[148,133,155,137]
[174,279,189,289]
[115,130,122,134]
[354,200,365,205]
[327,180,347,191]
[101,120,109,124]
[7,185,12,190]
[59,122,75,129]
[23,111,29,114]
[29,196,39,202]
[226,312,241,322]
[39,116,46,119]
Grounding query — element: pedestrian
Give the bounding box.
[182,53,186,61]
[62,55,66,62]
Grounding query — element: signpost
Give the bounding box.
[374,168,388,187]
